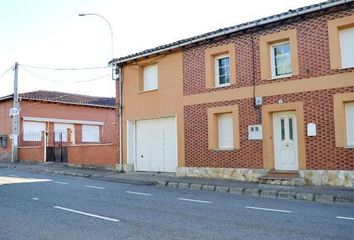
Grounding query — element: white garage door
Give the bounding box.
[136,117,177,172]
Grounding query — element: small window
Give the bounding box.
[271,42,292,78]
[215,55,230,87]
[340,27,354,69]
[82,125,100,143]
[143,64,158,91]
[218,113,234,149]
[0,135,8,148]
[346,102,354,146]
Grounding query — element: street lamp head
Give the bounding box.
[78,13,86,16]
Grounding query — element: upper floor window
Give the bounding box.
[215,54,230,87]
[271,42,292,78]
[143,64,158,91]
[340,27,354,69]
[259,29,298,80]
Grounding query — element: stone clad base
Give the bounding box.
[177,167,354,187]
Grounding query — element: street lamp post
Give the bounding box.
[78,13,123,172]
[78,13,114,62]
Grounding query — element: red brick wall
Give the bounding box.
[184,87,354,170]
[183,5,354,170]
[183,5,354,96]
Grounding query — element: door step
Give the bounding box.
[258,170,305,186]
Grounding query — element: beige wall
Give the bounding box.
[122,51,184,167]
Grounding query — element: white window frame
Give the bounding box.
[270,41,292,79]
[23,121,46,142]
[214,54,231,87]
[218,113,234,149]
[340,27,354,69]
[82,125,100,143]
[143,64,158,91]
[345,102,354,147]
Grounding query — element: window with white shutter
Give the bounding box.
[23,121,46,141]
[346,102,354,146]
[82,125,100,142]
[218,113,234,149]
[143,64,158,91]
[340,27,354,69]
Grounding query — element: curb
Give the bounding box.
[157,181,354,205]
[0,164,156,186]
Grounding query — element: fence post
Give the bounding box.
[42,131,46,162]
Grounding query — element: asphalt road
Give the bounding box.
[0,168,353,240]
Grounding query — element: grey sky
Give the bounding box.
[0,0,323,97]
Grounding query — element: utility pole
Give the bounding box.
[11,62,19,162]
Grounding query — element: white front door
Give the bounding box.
[135,117,177,172]
[273,111,298,170]
[54,123,75,144]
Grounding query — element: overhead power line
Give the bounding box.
[0,65,14,80]
[20,64,110,71]
[21,67,110,83]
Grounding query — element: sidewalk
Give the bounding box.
[1,162,353,204]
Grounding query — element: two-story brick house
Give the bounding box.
[112,0,354,187]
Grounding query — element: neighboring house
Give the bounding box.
[0,90,117,167]
[111,0,354,187]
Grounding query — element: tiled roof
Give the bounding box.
[0,90,116,108]
[111,0,352,65]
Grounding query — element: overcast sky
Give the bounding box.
[0,0,323,97]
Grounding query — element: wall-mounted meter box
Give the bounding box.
[248,124,263,140]
[307,123,317,136]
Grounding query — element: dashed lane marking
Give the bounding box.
[178,198,212,204]
[336,216,354,221]
[54,206,120,222]
[53,181,69,185]
[125,191,151,196]
[85,185,105,190]
[246,206,291,213]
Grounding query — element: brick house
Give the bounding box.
[0,90,117,168]
[111,0,354,187]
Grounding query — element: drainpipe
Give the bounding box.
[117,65,124,172]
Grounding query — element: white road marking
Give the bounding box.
[336,216,354,221]
[125,191,151,196]
[53,206,120,222]
[53,181,69,185]
[32,198,39,201]
[246,206,291,213]
[85,185,105,190]
[178,198,212,204]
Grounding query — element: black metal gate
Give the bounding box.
[46,132,67,162]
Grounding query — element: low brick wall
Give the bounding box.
[67,144,118,168]
[19,146,44,162]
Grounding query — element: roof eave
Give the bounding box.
[111,0,353,65]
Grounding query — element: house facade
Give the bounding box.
[112,0,354,187]
[0,90,117,168]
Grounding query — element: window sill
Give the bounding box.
[212,148,236,151]
[270,74,292,80]
[339,66,354,70]
[344,145,354,149]
[138,89,158,94]
[213,83,231,89]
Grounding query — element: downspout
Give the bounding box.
[117,64,124,172]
